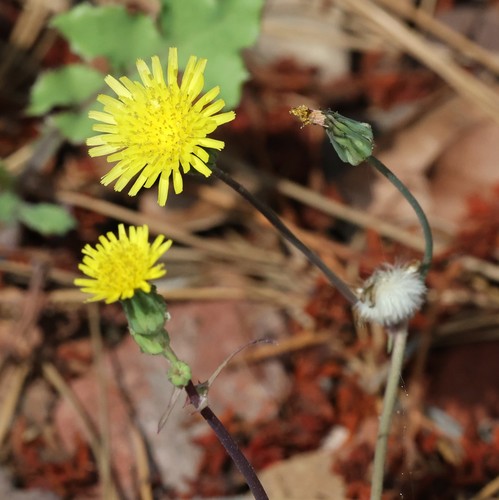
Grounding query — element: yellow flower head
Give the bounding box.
[87,47,236,206]
[74,224,172,303]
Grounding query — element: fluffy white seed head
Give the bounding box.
[354,262,426,326]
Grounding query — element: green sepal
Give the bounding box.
[121,287,170,354]
[130,332,165,355]
[325,112,374,166]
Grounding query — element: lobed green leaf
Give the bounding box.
[51,110,95,144]
[28,64,104,116]
[51,3,164,70]
[18,203,76,236]
[160,0,264,109]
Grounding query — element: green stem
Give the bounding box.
[370,323,409,500]
[162,344,177,364]
[210,164,358,305]
[367,156,433,277]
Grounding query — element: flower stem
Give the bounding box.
[367,156,433,277]
[210,164,358,305]
[184,380,268,500]
[370,322,409,500]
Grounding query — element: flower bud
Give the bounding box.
[168,360,192,387]
[324,112,373,166]
[121,287,169,354]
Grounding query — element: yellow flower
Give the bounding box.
[74,224,172,303]
[87,47,236,206]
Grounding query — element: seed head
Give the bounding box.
[355,262,426,326]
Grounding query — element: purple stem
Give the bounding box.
[184,380,268,500]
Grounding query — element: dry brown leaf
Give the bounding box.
[258,450,346,500]
[431,119,499,230]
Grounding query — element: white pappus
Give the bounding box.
[354,262,427,326]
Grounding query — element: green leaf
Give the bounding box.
[51,3,164,70]
[160,0,264,109]
[0,191,20,224]
[51,110,95,144]
[28,64,104,116]
[18,203,76,236]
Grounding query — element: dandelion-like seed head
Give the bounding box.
[87,47,236,206]
[354,262,426,326]
[74,224,172,303]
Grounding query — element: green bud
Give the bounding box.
[324,112,374,166]
[121,287,170,355]
[167,360,192,388]
[121,287,167,336]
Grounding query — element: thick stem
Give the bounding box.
[370,323,409,500]
[210,164,358,305]
[367,156,433,277]
[184,381,268,500]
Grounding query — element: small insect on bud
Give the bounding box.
[355,262,426,327]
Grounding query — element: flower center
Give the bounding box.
[98,241,149,292]
[118,86,198,164]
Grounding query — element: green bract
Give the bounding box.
[325,112,374,166]
[121,288,169,355]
